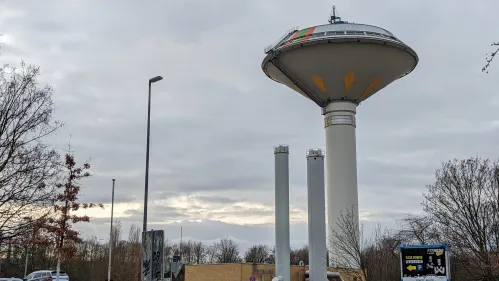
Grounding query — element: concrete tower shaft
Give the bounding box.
[323,101,359,267]
[274,145,291,281]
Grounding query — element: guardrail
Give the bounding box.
[264,26,299,54]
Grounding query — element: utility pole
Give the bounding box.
[180,227,183,261]
[107,179,115,281]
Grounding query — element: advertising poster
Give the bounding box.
[398,244,450,281]
[141,230,165,281]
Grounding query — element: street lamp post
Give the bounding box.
[108,179,115,281]
[143,76,163,233]
[23,217,34,278]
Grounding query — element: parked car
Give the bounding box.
[23,270,69,281]
[0,278,23,281]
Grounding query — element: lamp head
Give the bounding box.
[149,76,163,83]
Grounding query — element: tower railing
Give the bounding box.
[264,26,299,54]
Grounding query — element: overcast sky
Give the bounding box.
[1,0,498,253]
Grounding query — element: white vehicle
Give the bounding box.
[23,270,69,281]
[0,278,23,281]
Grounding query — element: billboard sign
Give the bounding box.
[141,230,164,281]
[398,244,450,281]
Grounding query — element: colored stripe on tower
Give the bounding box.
[284,31,300,47]
[299,27,316,43]
[290,28,311,46]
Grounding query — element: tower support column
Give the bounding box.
[274,145,291,281]
[306,149,327,281]
[322,101,359,267]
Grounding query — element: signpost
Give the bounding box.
[250,274,256,281]
[141,230,164,281]
[398,244,450,281]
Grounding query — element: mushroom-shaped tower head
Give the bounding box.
[261,21,418,107]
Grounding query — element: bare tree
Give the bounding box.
[213,238,241,263]
[244,244,270,263]
[0,62,62,243]
[483,42,499,73]
[328,206,367,280]
[205,245,217,264]
[180,241,193,264]
[398,214,441,245]
[290,246,308,265]
[128,225,142,281]
[192,241,205,264]
[423,158,499,281]
[363,230,401,281]
[266,246,275,264]
[164,239,175,262]
[328,206,402,281]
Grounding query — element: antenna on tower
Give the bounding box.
[328,5,342,24]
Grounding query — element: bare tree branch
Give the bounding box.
[423,157,499,280]
[482,42,499,73]
[398,214,442,245]
[329,206,368,280]
[0,62,62,243]
[329,206,402,281]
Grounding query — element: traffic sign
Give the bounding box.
[250,274,256,281]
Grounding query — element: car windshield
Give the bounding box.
[25,274,34,279]
[50,271,68,276]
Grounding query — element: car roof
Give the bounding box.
[31,270,56,273]
[29,270,67,275]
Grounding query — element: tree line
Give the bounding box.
[0,220,310,280]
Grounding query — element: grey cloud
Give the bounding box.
[123,205,188,222]
[29,20,68,33]
[78,187,138,205]
[122,209,141,217]
[194,195,239,205]
[363,211,412,222]
[357,159,436,190]
[208,208,273,218]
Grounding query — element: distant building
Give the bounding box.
[184,263,361,281]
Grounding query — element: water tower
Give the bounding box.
[262,7,418,269]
